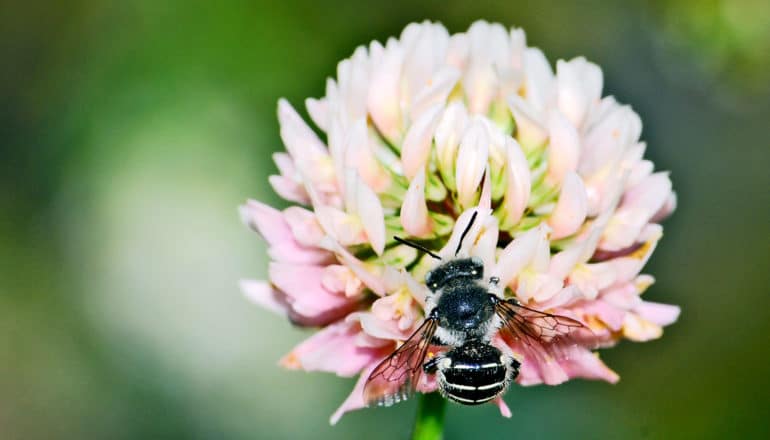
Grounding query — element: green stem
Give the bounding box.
[411,393,447,440]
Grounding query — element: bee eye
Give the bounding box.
[432,283,438,289]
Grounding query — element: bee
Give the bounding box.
[364,211,585,407]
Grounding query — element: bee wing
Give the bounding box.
[363,317,438,407]
[494,298,586,348]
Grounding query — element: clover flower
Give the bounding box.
[240,20,679,425]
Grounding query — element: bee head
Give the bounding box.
[425,257,484,292]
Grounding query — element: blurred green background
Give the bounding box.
[2,0,769,438]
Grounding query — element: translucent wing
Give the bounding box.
[363,317,438,407]
[494,298,586,348]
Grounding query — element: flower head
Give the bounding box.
[241,20,679,424]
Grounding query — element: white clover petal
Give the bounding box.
[411,66,461,120]
[278,98,328,159]
[556,57,603,128]
[434,102,469,188]
[492,224,546,288]
[367,38,404,142]
[346,171,386,255]
[306,97,329,132]
[509,95,548,149]
[547,110,580,185]
[499,137,531,228]
[401,103,444,179]
[549,172,588,240]
[455,118,490,208]
[344,119,391,193]
[522,47,555,113]
[400,169,433,237]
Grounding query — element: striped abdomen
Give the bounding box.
[437,341,518,405]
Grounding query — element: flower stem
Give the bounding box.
[411,393,446,440]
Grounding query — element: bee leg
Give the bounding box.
[422,355,451,374]
[488,276,504,298]
[423,357,438,374]
[504,354,521,382]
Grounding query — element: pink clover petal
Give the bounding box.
[650,192,677,223]
[415,375,439,394]
[273,152,298,177]
[605,224,662,283]
[635,301,680,327]
[269,175,310,205]
[516,347,569,386]
[321,265,364,298]
[329,367,370,425]
[240,200,332,264]
[568,261,617,300]
[239,200,288,245]
[278,99,338,198]
[354,311,412,341]
[270,153,310,204]
[314,205,367,246]
[283,206,325,248]
[354,330,394,349]
[601,282,643,310]
[370,292,420,329]
[558,344,619,384]
[240,280,288,316]
[282,320,386,378]
[623,313,664,342]
[494,397,512,418]
[269,262,359,319]
[328,242,387,296]
[579,298,627,331]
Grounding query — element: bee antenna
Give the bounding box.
[393,236,442,260]
[455,210,478,256]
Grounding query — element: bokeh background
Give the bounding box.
[2,0,769,438]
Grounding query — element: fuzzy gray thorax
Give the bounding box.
[427,278,497,346]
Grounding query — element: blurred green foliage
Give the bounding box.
[1,0,769,439]
[650,0,770,97]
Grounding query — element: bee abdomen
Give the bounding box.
[438,341,513,405]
